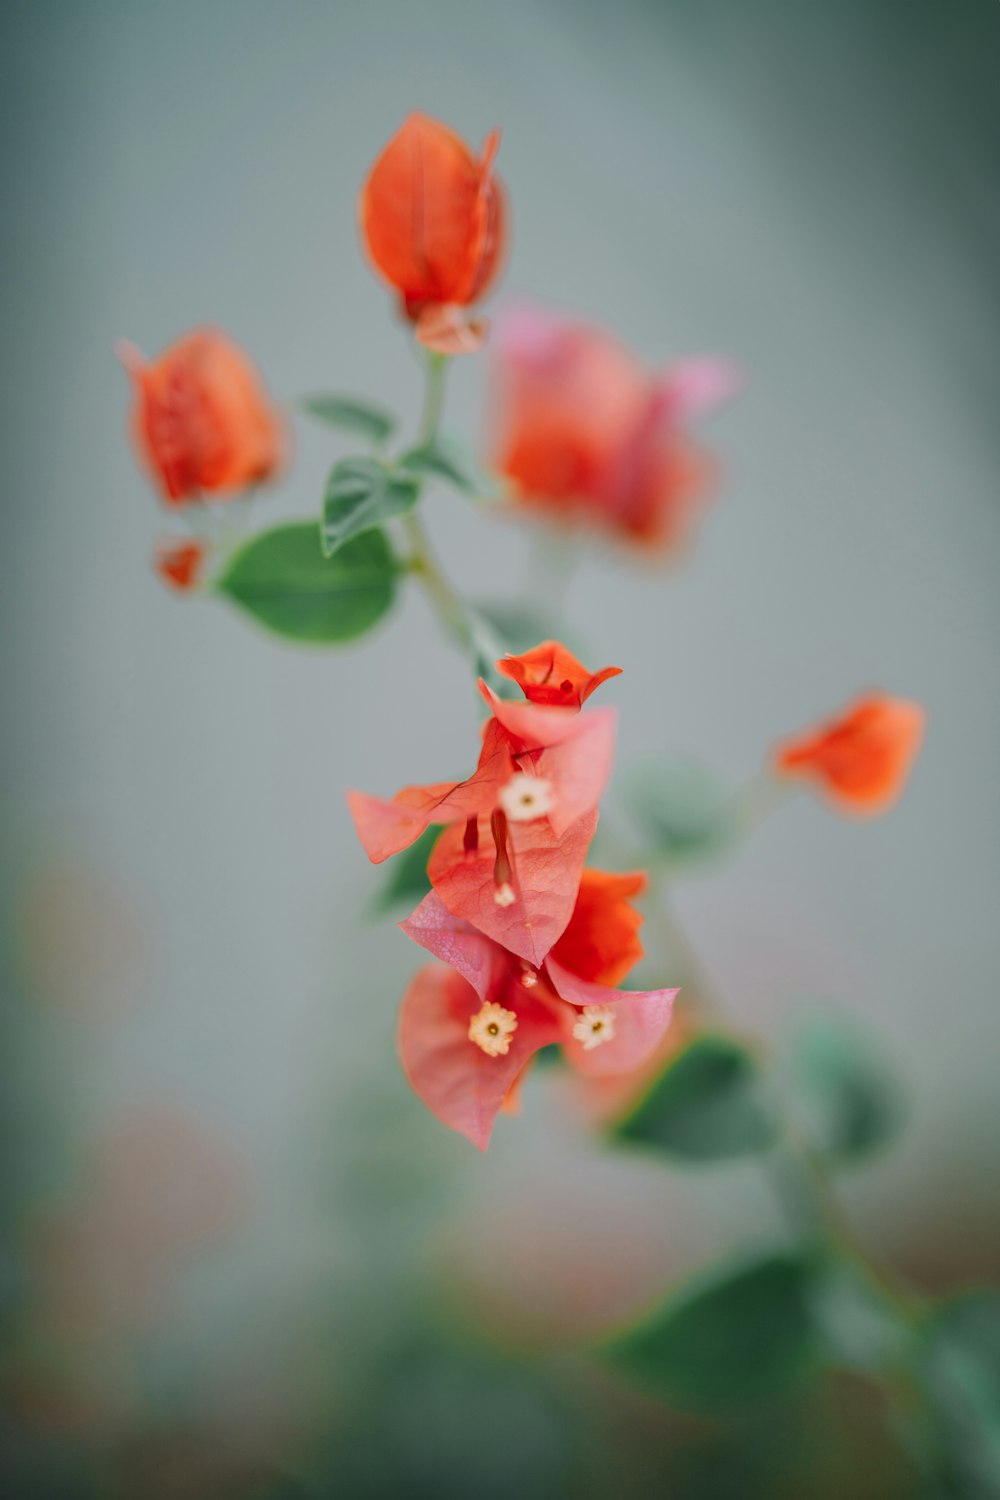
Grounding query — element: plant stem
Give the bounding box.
[402,350,478,655]
[402,510,470,649]
[418,351,448,445]
[650,877,920,1321]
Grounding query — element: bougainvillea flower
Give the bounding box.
[496,641,622,709]
[489,303,738,549]
[154,539,205,592]
[118,328,285,505]
[347,654,617,964]
[773,694,926,816]
[360,113,506,321]
[398,875,677,1148]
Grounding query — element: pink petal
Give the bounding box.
[546,956,678,1077]
[533,709,617,838]
[493,303,567,371]
[479,683,617,835]
[346,790,439,863]
[398,964,564,1150]
[348,722,514,864]
[399,890,504,1000]
[651,358,742,427]
[479,680,584,749]
[429,808,598,967]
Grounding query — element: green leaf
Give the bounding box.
[609,1252,822,1412]
[921,1293,1000,1498]
[809,1254,912,1376]
[299,394,396,447]
[626,757,737,867]
[371,826,440,915]
[473,602,565,658]
[322,457,420,558]
[786,1011,903,1167]
[398,435,486,496]
[616,1033,779,1160]
[218,524,397,644]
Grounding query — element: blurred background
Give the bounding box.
[2,1,998,1494]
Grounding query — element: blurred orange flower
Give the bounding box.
[360,113,506,324]
[773,694,926,816]
[496,640,621,709]
[490,304,738,550]
[154,539,205,592]
[119,327,285,505]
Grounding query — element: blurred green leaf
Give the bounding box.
[299,394,396,447]
[809,1255,912,1376]
[786,1012,903,1167]
[626,757,737,867]
[473,603,562,657]
[371,826,440,915]
[399,435,486,496]
[609,1251,822,1412]
[920,1292,1000,1499]
[617,1033,779,1160]
[218,524,397,644]
[322,457,420,558]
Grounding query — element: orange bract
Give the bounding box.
[551,869,647,987]
[154,539,205,592]
[360,113,506,320]
[120,327,285,506]
[773,694,926,816]
[497,641,622,709]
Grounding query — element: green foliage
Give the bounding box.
[399,435,486,496]
[218,524,398,644]
[921,1292,1000,1499]
[785,1011,903,1167]
[609,1252,823,1412]
[808,1254,911,1376]
[473,602,565,658]
[371,826,440,915]
[299,394,396,447]
[322,457,420,558]
[626,756,737,868]
[617,1032,779,1160]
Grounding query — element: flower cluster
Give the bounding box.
[349,643,677,1149]
[118,110,928,1149]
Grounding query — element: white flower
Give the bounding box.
[493,881,517,907]
[572,1005,617,1051]
[498,772,554,823]
[468,1000,519,1057]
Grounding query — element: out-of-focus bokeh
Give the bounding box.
[2,1,998,1494]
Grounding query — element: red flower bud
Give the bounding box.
[360,113,506,321]
[119,327,285,506]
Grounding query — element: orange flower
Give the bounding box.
[360,113,506,323]
[773,694,926,816]
[497,641,621,709]
[550,869,647,987]
[154,539,205,592]
[119,327,285,505]
[490,304,737,550]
